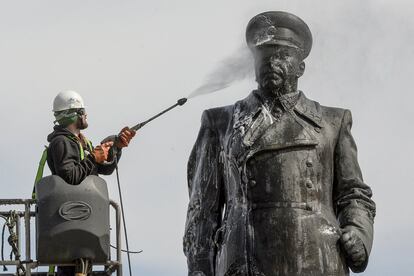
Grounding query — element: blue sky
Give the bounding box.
[0,0,413,275]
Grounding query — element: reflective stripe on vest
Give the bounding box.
[48,265,55,275]
[32,147,48,199]
[67,136,93,160]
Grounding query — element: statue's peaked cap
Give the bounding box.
[246,11,313,59]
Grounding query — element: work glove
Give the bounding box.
[116,126,136,148]
[92,141,114,164]
[340,226,367,269]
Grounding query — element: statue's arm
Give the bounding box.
[183,110,224,276]
[333,109,376,273]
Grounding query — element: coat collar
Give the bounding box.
[293,91,323,128]
[233,90,323,131]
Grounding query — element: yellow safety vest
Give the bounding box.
[32,136,93,199]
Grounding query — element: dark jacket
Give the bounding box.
[183,91,375,276]
[46,125,121,185]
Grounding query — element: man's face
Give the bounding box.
[76,108,88,130]
[254,45,304,96]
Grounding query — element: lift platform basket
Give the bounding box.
[35,175,110,264]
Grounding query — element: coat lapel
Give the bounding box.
[232,91,277,148]
[232,91,263,142]
[293,91,323,128]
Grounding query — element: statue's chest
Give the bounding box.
[223,109,324,204]
[225,109,318,164]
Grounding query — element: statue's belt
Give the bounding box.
[249,201,313,211]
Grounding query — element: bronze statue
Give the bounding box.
[184,11,375,276]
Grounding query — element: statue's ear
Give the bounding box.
[297,61,305,78]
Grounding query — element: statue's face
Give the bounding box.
[254,45,305,96]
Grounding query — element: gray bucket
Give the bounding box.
[35,175,110,264]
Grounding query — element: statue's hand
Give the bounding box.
[340,226,367,268]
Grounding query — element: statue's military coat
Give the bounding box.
[184,91,375,276]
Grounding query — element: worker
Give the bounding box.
[36,90,136,276]
[46,90,135,185]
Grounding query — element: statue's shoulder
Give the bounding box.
[204,104,234,118]
[297,93,351,130]
[202,104,235,130]
[202,91,256,125]
[319,103,348,121]
[316,101,351,129]
[300,92,344,115]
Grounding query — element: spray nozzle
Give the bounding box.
[177,98,187,106]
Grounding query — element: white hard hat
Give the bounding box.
[52,90,86,112]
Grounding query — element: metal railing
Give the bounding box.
[0,199,122,276]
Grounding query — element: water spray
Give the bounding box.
[127,45,252,130]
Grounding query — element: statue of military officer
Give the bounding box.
[184,11,376,276]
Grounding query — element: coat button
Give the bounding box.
[249,179,257,187]
[305,180,313,189]
[306,160,313,167]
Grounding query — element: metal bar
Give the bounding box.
[0,212,36,218]
[106,261,121,266]
[0,260,20,265]
[24,203,31,276]
[110,200,122,276]
[16,218,21,253]
[34,260,120,267]
[16,217,21,274]
[0,199,36,206]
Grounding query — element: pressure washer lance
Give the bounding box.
[102,97,188,154]
[130,97,188,131]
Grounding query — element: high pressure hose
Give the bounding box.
[1,223,6,271]
[114,156,133,276]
